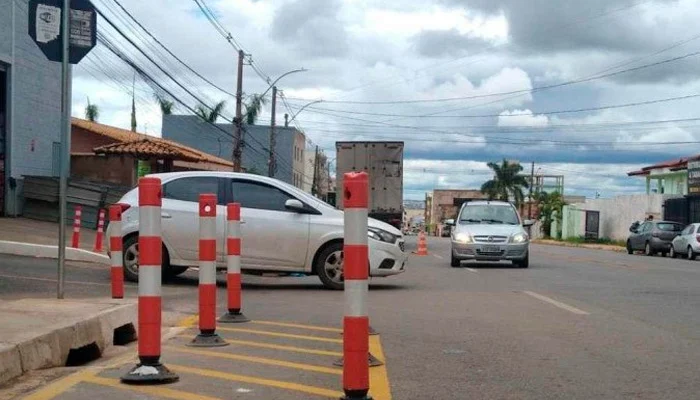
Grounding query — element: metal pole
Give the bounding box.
[528,161,534,220]
[57,0,72,299]
[233,49,244,172]
[268,86,277,178]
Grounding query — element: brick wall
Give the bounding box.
[71,126,118,153]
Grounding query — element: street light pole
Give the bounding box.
[233,49,244,172]
[286,100,322,126]
[268,86,277,177]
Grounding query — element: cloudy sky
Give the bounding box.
[69,0,700,200]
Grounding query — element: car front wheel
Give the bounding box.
[645,242,655,257]
[514,254,529,268]
[122,235,175,282]
[688,246,697,261]
[626,241,634,255]
[451,251,460,267]
[316,242,345,290]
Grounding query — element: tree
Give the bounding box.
[244,94,266,125]
[154,93,175,115]
[195,100,227,123]
[84,98,99,122]
[480,159,529,206]
[536,191,566,238]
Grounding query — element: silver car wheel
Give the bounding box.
[124,242,139,277]
[323,250,344,284]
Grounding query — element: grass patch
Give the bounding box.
[559,236,626,247]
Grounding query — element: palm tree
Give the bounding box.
[535,191,566,237]
[85,97,99,122]
[154,93,175,115]
[244,94,266,125]
[480,159,529,206]
[195,100,227,123]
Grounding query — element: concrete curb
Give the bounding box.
[0,298,136,385]
[533,239,626,253]
[0,240,109,265]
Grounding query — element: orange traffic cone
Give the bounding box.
[414,231,428,256]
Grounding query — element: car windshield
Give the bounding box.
[657,223,684,232]
[459,205,520,225]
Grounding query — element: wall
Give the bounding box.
[161,115,299,185]
[302,148,315,193]
[71,126,118,152]
[429,189,487,225]
[1,0,63,215]
[561,194,680,241]
[71,155,136,187]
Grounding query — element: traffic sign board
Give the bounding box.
[28,0,96,64]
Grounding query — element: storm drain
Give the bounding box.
[65,342,101,366]
[113,323,137,346]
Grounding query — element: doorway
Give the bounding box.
[0,66,7,216]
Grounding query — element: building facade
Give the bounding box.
[628,156,692,195]
[1,0,63,215]
[425,189,488,234]
[162,115,306,188]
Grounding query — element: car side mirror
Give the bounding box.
[285,199,306,213]
[445,219,455,226]
[629,227,638,233]
[522,219,535,227]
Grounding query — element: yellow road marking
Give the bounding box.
[82,375,221,400]
[170,364,344,398]
[250,320,343,333]
[166,345,342,375]
[369,335,393,400]
[177,314,198,327]
[215,327,344,343]
[176,334,342,356]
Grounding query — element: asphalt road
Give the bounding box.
[3,237,700,399]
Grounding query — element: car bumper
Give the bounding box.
[369,239,408,277]
[650,237,672,251]
[452,241,529,261]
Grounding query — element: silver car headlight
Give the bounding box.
[511,232,529,243]
[454,232,473,244]
[368,227,398,244]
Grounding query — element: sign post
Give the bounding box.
[687,157,700,196]
[28,0,96,299]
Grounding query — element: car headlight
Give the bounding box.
[454,232,473,244]
[368,227,398,244]
[511,232,529,243]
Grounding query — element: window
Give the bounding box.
[657,223,684,232]
[231,180,294,212]
[164,177,220,203]
[459,205,519,225]
[639,222,650,233]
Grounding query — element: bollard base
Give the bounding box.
[187,332,229,347]
[340,391,373,400]
[218,311,250,323]
[340,326,378,336]
[333,352,384,367]
[120,363,179,385]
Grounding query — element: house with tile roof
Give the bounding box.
[627,155,698,195]
[71,118,233,187]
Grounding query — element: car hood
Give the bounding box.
[455,223,524,236]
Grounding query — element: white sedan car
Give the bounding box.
[106,171,408,290]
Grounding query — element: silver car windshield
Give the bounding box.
[459,205,519,225]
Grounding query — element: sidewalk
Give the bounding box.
[533,239,626,253]
[0,218,107,264]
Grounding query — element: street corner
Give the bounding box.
[22,316,392,400]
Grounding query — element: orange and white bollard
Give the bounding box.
[121,177,178,384]
[93,208,106,252]
[414,231,428,256]
[188,194,228,347]
[109,205,123,299]
[219,203,250,323]
[341,171,372,400]
[71,205,82,248]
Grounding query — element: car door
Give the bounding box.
[633,222,649,250]
[228,178,311,270]
[161,176,227,265]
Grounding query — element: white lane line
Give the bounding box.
[433,254,444,259]
[464,267,478,273]
[523,291,589,315]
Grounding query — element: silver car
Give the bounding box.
[449,201,534,268]
[670,223,700,260]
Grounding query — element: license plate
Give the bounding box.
[482,245,501,253]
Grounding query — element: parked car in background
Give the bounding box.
[627,220,684,256]
[670,223,700,259]
[107,171,408,290]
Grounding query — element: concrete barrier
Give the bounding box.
[0,298,136,386]
[0,240,109,264]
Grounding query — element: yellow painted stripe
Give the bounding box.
[170,364,344,399]
[177,314,198,327]
[166,345,342,375]
[175,334,342,357]
[250,320,343,333]
[83,375,221,400]
[369,335,393,400]
[215,327,343,343]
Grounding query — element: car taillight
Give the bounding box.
[117,203,131,213]
[695,235,700,243]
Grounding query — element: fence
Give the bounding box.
[21,176,131,229]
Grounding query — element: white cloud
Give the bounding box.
[497,109,549,127]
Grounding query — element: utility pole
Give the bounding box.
[528,161,535,219]
[284,113,289,128]
[233,49,244,172]
[312,145,319,196]
[268,86,277,177]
